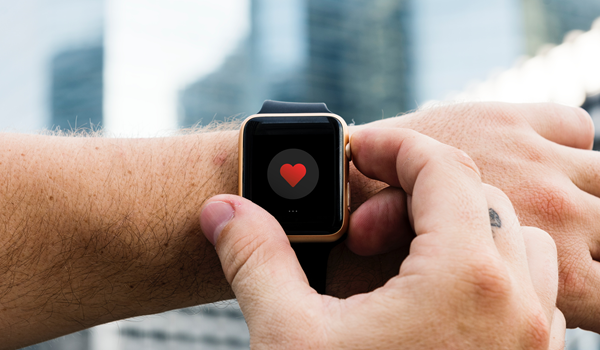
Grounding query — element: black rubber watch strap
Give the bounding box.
[291,242,336,294]
[258,100,332,114]
[256,99,337,294]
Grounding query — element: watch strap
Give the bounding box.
[257,100,332,114]
[291,242,336,294]
[256,99,337,294]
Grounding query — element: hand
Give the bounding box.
[344,102,598,332]
[200,128,565,349]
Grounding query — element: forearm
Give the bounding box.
[0,131,238,348]
[0,113,419,348]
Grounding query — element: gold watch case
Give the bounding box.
[238,113,350,243]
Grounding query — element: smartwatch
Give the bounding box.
[238,100,350,294]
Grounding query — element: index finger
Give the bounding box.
[351,128,493,250]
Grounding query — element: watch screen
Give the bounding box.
[242,116,344,235]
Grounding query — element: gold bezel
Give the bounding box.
[238,113,349,243]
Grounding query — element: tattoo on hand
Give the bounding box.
[489,208,501,229]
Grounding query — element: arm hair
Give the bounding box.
[0,121,242,348]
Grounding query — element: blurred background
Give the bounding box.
[1,0,600,349]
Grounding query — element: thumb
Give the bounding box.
[200,194,314,308]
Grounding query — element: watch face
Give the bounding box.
[242,116,344,235]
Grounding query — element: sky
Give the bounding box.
[104,0,250,137]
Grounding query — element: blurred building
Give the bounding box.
[407,0,526,103]
[0,0,104,132]
[98,303,250,350]
[306,0,410,124]
[178,42,254,128]
[22,330,91,350]
[523,0,600,55]
[22,303,249,350]
[180,0,600,124]
[51,46,104,131]
[583,93,600,151]
[180,0,410,126]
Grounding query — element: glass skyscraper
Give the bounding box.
[50,46,104,131]
[0,0,104,132]
[180,0,410,126]
[181,0,600,123]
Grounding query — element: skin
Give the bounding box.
[201,128,566,349]
[0,131,238,348]
[0,101,595,348]
[341,102,599,333]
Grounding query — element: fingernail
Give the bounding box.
[200,201,235,245]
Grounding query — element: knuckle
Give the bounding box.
[522,307,551,350]
[459,256,513,302]
[458,255,553,349]
[545,103,594,147]
[485,102,529,126]
[573,105,593,123]
[440,145,481,178]
[572,106,595,143]
[520,182,578,227]
[519,140,550,164]
[482,184,512,205]
[523,226,557,255]
[553,309,567,332]
[557,249,589,315]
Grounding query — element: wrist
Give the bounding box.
[57,132,240,319]
[122,131,239,309]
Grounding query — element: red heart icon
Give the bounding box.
[280,163,306,187]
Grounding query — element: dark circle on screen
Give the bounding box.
[267,149,319,200]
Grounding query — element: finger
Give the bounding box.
[522,226,559,326]
[517,103,594,150]
[351,128,494,253]
[200,195,314,313]
[482,184,527,270]
[555,146,600,199]
[549,309,566,350]
[516,173,600,270]
[346,186,413,256]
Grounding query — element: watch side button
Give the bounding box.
[346,182,351,211]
